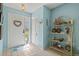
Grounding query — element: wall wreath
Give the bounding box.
[13,20,22,27]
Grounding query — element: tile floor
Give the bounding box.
[3,43,60,56]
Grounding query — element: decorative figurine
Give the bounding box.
[65,45,71,52]
[65,27,70,34]
[52,27,62,33]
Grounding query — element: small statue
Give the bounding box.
[65,27,70,34]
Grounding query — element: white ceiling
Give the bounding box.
[46,3,63,9]
[3,3,63,13]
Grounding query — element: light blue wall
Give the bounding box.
[43,6,51,49]
[0,40,3,55]
[51,3,79,54]
[2,6,31,51]
[32,7,43,20]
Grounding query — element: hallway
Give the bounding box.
[1,3,79,56]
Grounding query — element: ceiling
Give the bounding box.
[46,3,63,9]
[3,3,63,13]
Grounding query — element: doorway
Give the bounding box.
[32,17,43,48]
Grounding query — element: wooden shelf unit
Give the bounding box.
[49,19,73,56]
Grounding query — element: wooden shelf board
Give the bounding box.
[54,24,72,26]
[49,39,60,42]
[50,32,64,34]
[54,25,64,27]
[49,46,72,55]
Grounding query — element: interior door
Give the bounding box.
[8,13,26,48]
[35,20,41,46]
[32,17,43,48]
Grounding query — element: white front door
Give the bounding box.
[8,13,26,48]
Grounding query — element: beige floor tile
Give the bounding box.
[3,43,60,56]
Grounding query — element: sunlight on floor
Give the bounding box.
[23,44,30,50]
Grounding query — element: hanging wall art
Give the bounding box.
[13,20,22,27]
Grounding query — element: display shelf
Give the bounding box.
[49,46,72,55]
[49,18,73,56]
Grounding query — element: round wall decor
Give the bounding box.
[13,20,22,27]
